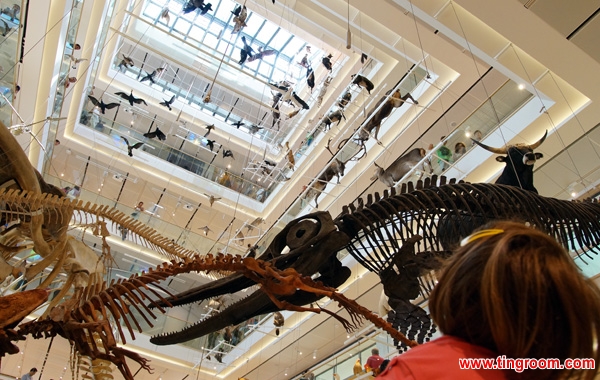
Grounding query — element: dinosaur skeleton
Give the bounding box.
[3,255,414,379]
[151,175,600,351]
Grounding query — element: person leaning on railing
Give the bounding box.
[377,220,600,380]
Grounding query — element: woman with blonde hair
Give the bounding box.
[378,220,600,379]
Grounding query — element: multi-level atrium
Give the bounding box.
[2,0,600,379]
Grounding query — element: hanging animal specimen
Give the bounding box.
[159,95,176,110]
[183,0,212,15]
[114,91,148,106]
[120,136,144,157]
[223,149,235,159]
[247,47,277,63]
[238,36,254,65]
[337,91,352,109]
[160,7,170,24]
[139,68,164,84]
[370,148,432,187]
[322,54,333,71]
[117,54,134,72]
[316,76,332,108]
[88,96,119,114]
[204,193,222,207]
[358,88,418,142]
[143,127,166,141]
[231,4,248,34]
[204,124,215,136]
[351,74,374,94]
[306,66,315,92]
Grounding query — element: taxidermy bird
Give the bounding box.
[238,36,254,65]
[1,20,12,37]
[273,311,284,336]
[285,142,295,170]
[183,0,208,14]
[351,74,374,94]
[88,96,119,114]
[297,54,309,68]
[205,139,215,151]
[271,97,281,130]
[264,159,276,167]
[143,127,166,141]
[248,124,263,134]
[159,95,175,110]
[160,7,170,23]
[139,68,164,84]
[231,120,245,129]
[337,91,352,109]
[115,91,148,106]
[203,193,222,207]
[306,66,315,92]
[223,149,235,159]
[321,54,333,71]
[361,52,368,64]
[120,136,144,157]
[247,47,276,63]
[204,124,215,136]
[118,54,134,72]
[198,225,212,235]
[231,4,247,34]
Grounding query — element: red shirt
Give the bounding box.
[366,355,384,371]
[377,335,507,379]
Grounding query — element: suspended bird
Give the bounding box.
[1,20,12,37]
[223,149,235,159]
[203,193,222,207]
[183,0,204,13]
[321,54,333,71]
[306,66,315,92]
[118,54,134,72]
[205,139,216,151]
[297,54,309,68]
[361,52,368,64]
[198,225,212,235]
[204,124,215,136]
[246,47,277,63]
[115,91,148,106]
[160,7,170,23]
[159,95,175,110]
[143,127,166,141]
[238,36,254,65]
[88,96,119,114]
[199,2,213,15]
[231,120,245,129]
[264,159,277,167]
[248,124,263,134]
[351,74,374,94]
[139,68,164,84]
[120,136,144,157]
[231,4,248,34]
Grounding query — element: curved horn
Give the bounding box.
[527,130,548,150]
[471,138,507,154]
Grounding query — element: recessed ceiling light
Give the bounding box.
[518,84,525,90]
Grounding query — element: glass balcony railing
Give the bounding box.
[78,109,280,202]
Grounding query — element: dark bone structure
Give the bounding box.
[152,175,600,351]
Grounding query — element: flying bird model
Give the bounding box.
[115,91,148,106]
[120,136,144,157]
[203,193,222,207]
[88,96,119,114]
[160,7,170,23]
[306,67,315,92]
[139,68,164,84]
[223,149,235,159]
[247,47,276,63]
[159,95,176,110]
[199,225,212,235]
[143,127,166,141]
[238,36,254,65]
[231,4,248,34]
[117,54,134,72]
[231,120,245,129]
[205,139,216,151]
[204,124,215,136]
